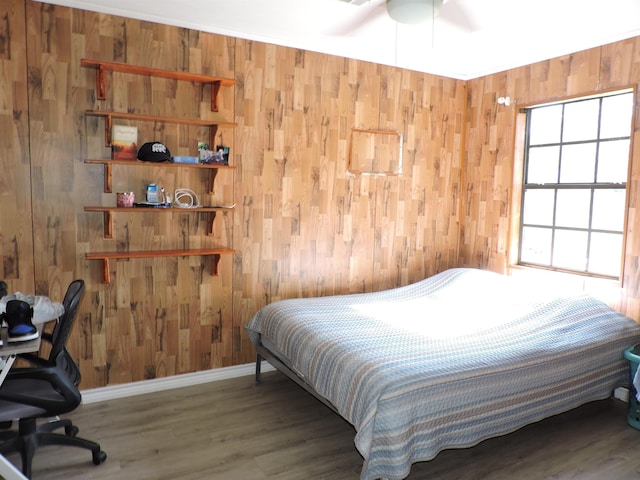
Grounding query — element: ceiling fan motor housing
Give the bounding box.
[386,0,443,24]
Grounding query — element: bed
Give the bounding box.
[245,268,640,480]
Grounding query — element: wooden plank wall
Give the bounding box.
[461,38,640,319]
[7,0,640,390]
[0,0,464,388]
[0,0,34,293]
[232,42,465,358]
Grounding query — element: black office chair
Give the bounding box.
[0,280,106,478]
[14,280,85,441]
[19,280,85,384]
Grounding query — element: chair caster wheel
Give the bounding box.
[65,425,79,436]
[93,450,107,465]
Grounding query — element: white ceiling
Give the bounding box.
[37,0,640,80]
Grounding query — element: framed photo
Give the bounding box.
[111,125,138,160]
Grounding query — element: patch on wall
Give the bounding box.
[348,128,403,176]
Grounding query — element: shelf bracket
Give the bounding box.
[209,169,219,194]
[211,81,221,112]
[211,254,222,276]
[208,211,218,236]
[103,113,113,146]
[103,211,113,238]
[98,258,112,284]
[209,125,219,149]
[103,163,113,193]
[96,64,107,100]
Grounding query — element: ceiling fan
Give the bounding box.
[386,0,446,24]
[332,0,475,35]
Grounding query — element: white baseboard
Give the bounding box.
[81,365,635,406]
[81,361,275,405]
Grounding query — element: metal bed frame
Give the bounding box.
[254,335,340,415]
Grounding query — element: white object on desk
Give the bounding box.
[0,293,64,324]
[0,292,62,386]
[0,292,62,387]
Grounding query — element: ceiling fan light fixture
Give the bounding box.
[386,0,442,25]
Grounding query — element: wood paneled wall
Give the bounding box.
[232,43,465,357]
[0,0,464,388]
[461,38,640,319]
[0,0,34,293]
[4,0,640,390]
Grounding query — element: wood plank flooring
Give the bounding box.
[6,370,640,480]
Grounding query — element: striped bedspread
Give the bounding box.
[245,268,640,480]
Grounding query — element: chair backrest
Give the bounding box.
[48,279,85,362]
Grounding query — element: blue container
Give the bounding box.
[623,345,640,430]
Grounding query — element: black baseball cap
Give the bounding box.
[137,142,171,162]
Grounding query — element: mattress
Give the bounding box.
[245,268,640,480]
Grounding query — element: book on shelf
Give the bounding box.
[111,125,138,160]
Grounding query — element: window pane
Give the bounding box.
[552,230,588,271]
[600,93,633,139]
[523,189,555,226]
[555,189,591,228]
[592,189,625,232]
[597,139,630,183]
[559,143,596,183]
[520,90,632,279]
[529,105,562,145]
[527,146,559,184]
[589,232,622,277]
[562,99,599,142]
[521,226,552,265]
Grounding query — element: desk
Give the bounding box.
[0,327,43,386]
[0,295,62,480]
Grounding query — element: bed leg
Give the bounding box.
[255,353,262,384]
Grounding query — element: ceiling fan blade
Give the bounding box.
[439,1,478,32]
[325,0,387,36]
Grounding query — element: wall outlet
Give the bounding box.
[614,387,630,403]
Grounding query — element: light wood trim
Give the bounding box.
[84,158,235,169]
[84,206,235,238]
[85,110,236,127]
[86,248,234,283]
[84,110,236,147]
[84,159,235,193]
[81,58,235,111]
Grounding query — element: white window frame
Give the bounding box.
[510,89,635,281]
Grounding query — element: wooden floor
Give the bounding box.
[6,370,640,480]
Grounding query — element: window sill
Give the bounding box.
[507,265,622,305]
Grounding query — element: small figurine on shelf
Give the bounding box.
[198,141,215,164]
[215,145,230,165]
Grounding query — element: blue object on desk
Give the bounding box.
[172,155,199,164]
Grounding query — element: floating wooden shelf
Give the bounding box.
[84,205,235,238]
[85,110,236,147]
[84,159,235,194]
[81,58,235,112]
[86,248,234,284]
[83,60,236,285]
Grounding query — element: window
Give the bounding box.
[519,91,634,279]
